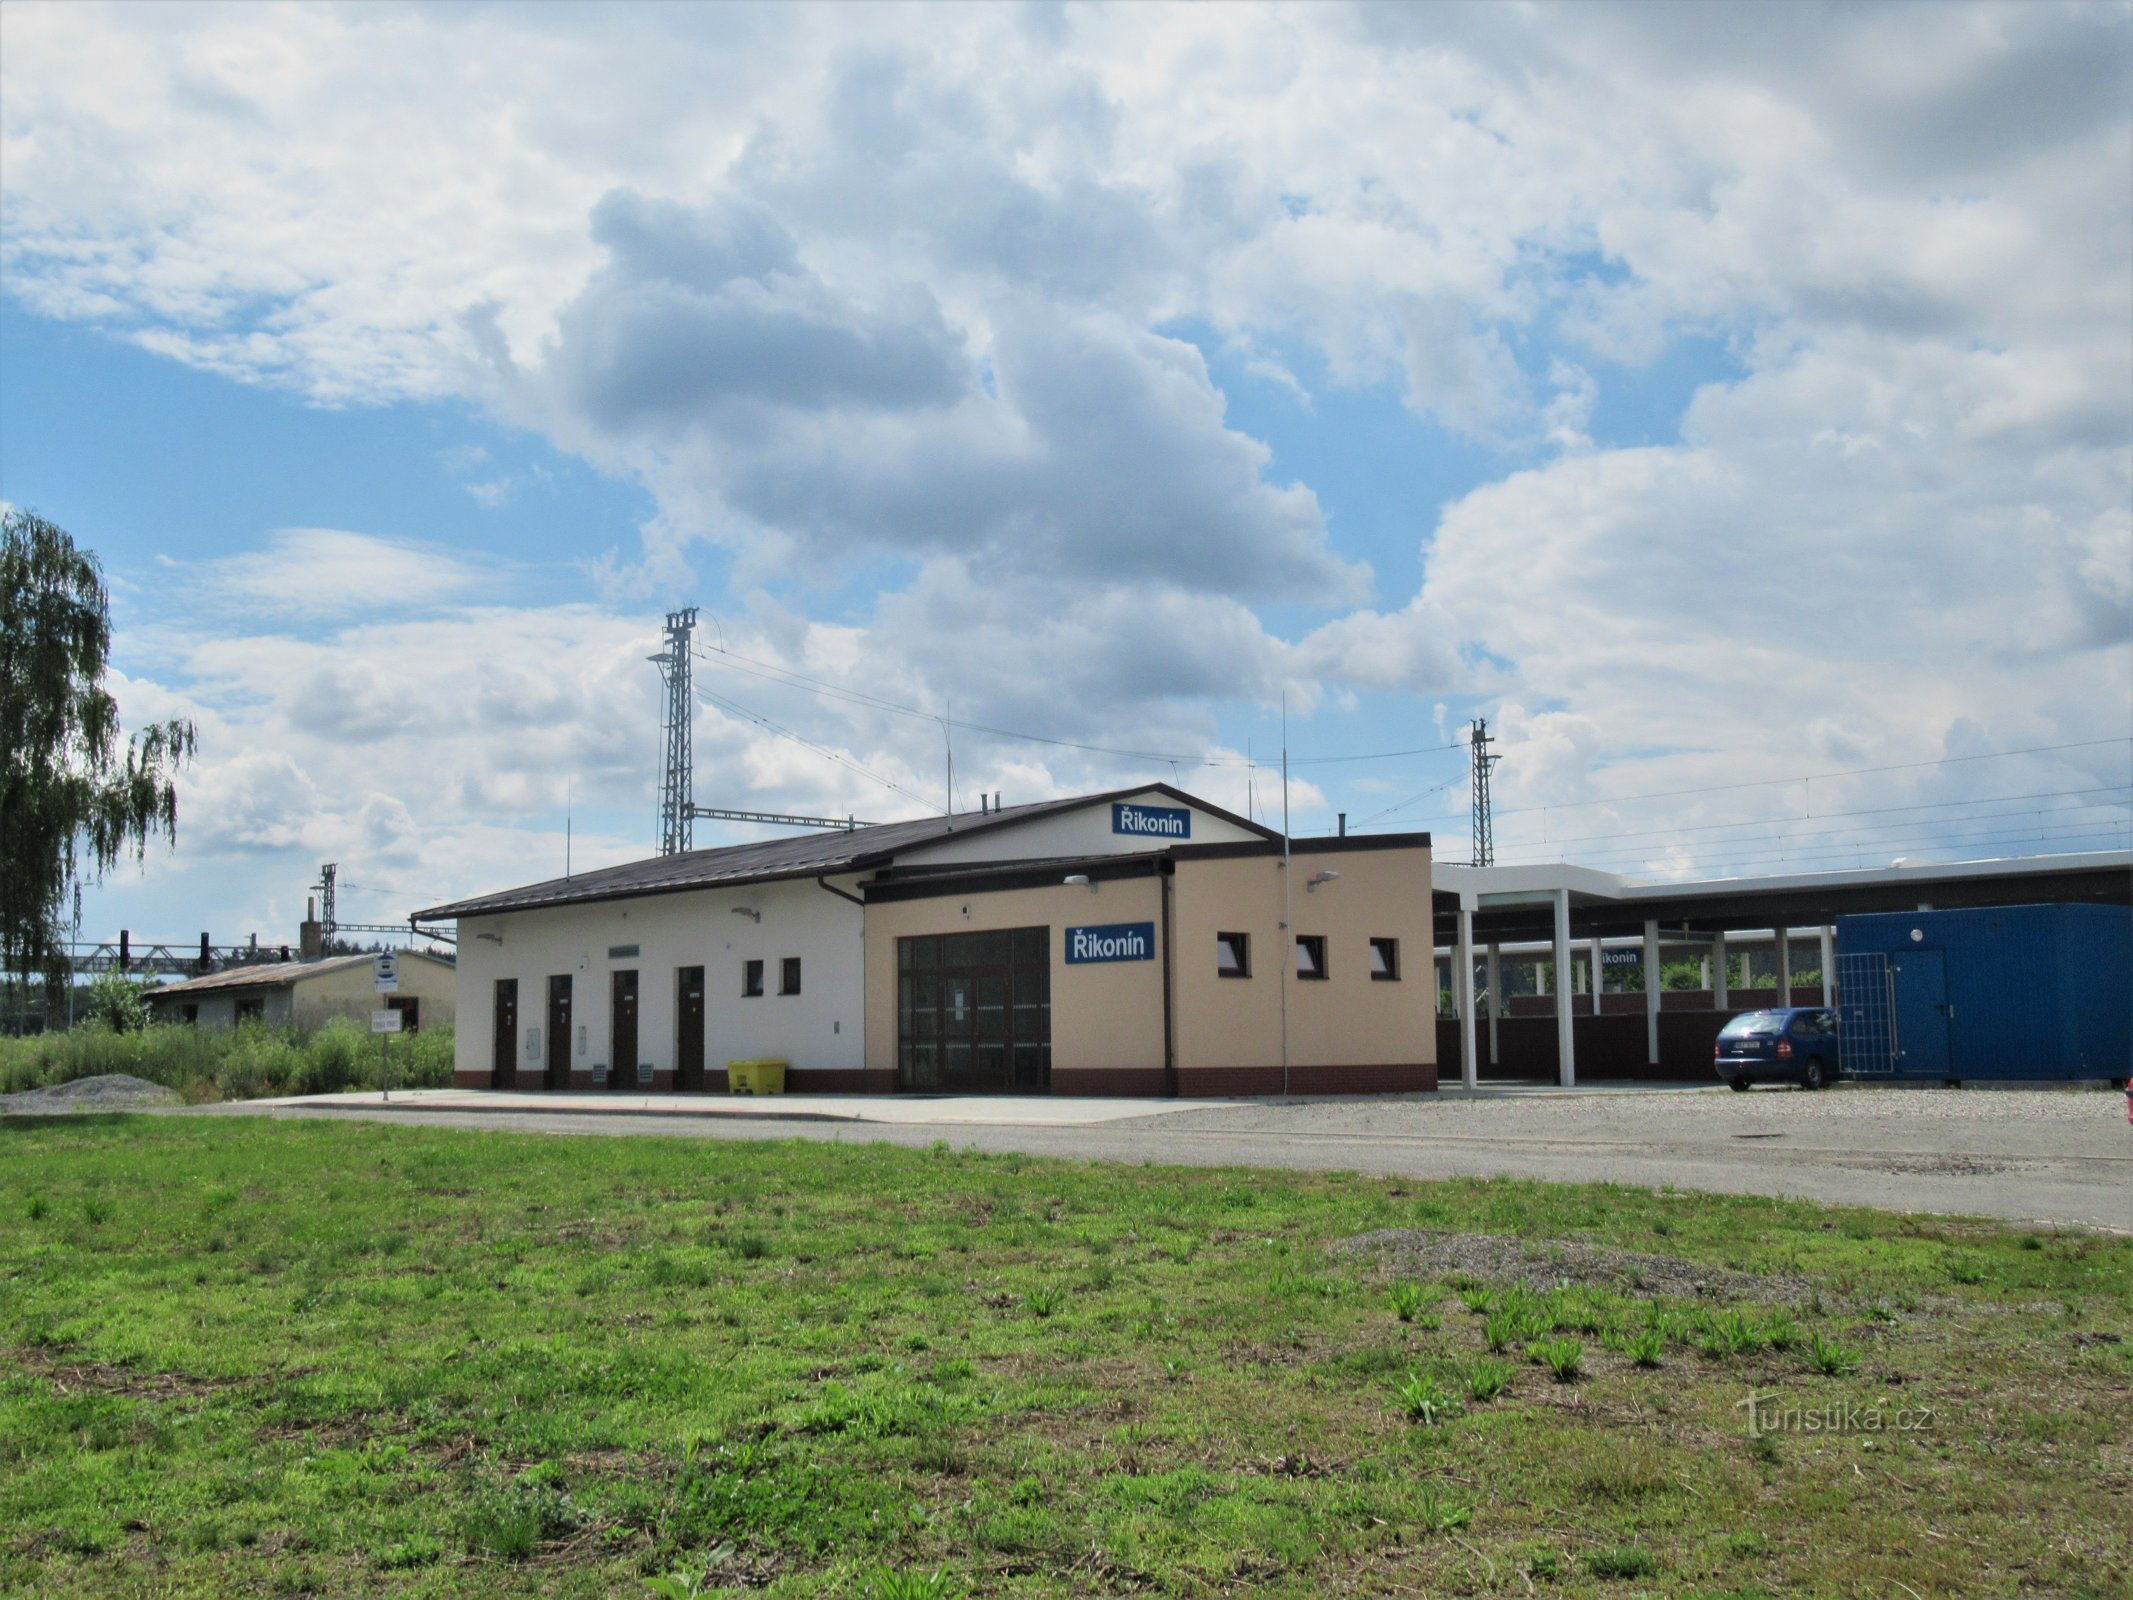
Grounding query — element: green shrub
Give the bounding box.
[0,1014,457,1101]
[1389,1282,1428,1322]
[83,974,152,1033]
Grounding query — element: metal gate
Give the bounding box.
[1836,951,1898,1075]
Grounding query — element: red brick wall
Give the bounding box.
[1175,1062,1436,1096]
[785,1067,898,1094]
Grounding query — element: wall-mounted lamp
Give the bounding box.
[730,906,762,924]
[475,932,505,945]
[1063,874,1098,892]
[1305,870,1342,892]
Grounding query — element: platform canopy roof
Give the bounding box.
[1432,850,2133,946]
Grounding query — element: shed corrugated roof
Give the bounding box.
[413,784,1274,921]
[143,953,376,999]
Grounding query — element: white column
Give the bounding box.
[1457,907,1478,1091]
[1485,942,1501,1069]
[1643,919,1663,1067]
[1776,926,1791,1006]
[1699,955,1710,989]
[1554,890,1576,1087]
[1713,929,1729,1008]
[1820,925,1835,1006]
[1588,937,1604,1015]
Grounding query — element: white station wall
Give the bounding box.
[453,874,867,1081]
[898,792,1264,869]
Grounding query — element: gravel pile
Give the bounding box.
[1331,1227,1816,1304]
[0,1074,181,1114]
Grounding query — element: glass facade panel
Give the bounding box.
[896,926,1051,1092]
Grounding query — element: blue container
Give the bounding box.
[1834,904,2131,1081]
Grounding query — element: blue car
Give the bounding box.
[1714,1007,1840,1091]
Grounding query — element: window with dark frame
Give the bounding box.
[1295,935,1328,980]
[780,956,802,996]
[1216,932,1251,978]
[742,958,765,997]
[1369,937,1400,981]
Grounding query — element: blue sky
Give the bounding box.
[3,1,2127,949]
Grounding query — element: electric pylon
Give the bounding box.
[1469,718,1500,867]
[649,608,698,855]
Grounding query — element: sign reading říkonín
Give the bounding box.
[1066,921,1157,964]
[1112,802,1190,839]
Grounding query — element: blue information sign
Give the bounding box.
[1065,921,1157,964]
[1112,802,1191,839]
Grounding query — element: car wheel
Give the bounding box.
[1803,1058,1826,1091]
[1728,1077,1751,1092]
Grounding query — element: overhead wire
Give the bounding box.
[693,683,933,810]
[690,641,1465,769]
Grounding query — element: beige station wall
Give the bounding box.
[863,876,1167,1080]
[291,955,458,1032]
[1171,846,1434,1070]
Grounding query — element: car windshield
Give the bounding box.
[1720,1013,1784,1036]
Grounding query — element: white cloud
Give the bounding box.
[179,527,495,620]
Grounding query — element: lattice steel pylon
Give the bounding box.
[1468,718,1500,867]
[315,863,338,944]
[649,609,699,855]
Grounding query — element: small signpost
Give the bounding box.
[373,954,401,1098]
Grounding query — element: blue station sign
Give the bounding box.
[1112,801,1191,839]
[1066,921,1157,964]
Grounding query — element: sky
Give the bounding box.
[2,0,2129,950]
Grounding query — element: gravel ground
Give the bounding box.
[1329,1228,1816,1303]
[182,1082,2133,1230]
[0,1074,181,1114]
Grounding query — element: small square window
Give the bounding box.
[1295,935,1328,980]
[1216,932,1250,978]
[1369,937,1400,981]
[780,956,802,996]
[742,959,764,998]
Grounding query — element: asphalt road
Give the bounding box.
[185,1085,2133,1232]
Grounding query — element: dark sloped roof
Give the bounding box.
[413,783,1274,921]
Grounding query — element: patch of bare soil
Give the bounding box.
[1330,1228,1815,1304]
[16,1345,242,1401]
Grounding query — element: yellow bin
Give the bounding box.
[726,1059,788,1095]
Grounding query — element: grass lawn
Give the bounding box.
[2,1117,2127,1598]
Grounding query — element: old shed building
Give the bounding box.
[144,951,458,1032]
[414,785,1435,1096]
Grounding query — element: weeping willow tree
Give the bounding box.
[1,509,196,1024]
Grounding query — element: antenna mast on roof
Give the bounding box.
[649,608,698,856]
[1469,718,1500,867]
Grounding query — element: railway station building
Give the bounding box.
[415,785,1436,1097]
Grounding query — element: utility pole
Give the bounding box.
[1469,719,1500,867]
[649,608,698,855]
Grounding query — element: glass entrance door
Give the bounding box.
[898,928,1049,1092]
